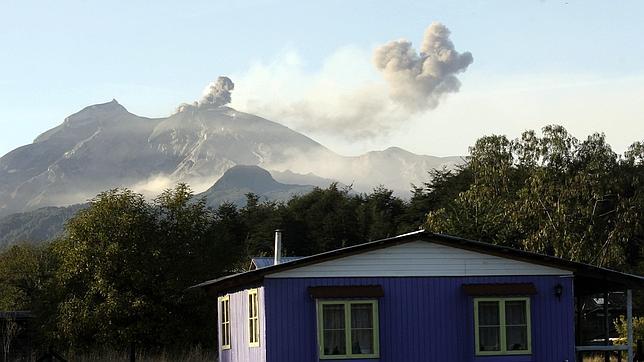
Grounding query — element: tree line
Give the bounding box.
[0,125,643,354]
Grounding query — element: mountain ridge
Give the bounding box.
[0,100,462,217]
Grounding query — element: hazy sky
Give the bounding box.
[1,0,643,157]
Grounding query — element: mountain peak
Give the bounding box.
[363,146,414,157]
[209,165,282,194]
[85,98,127,113]
[60,99,127,120]
[59,99,129,126]
[198,165,314,208]
[384,146,410,154]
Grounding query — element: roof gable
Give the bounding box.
[266,240,572,278]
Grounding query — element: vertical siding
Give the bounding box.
[264,276,575,362]
[218,286,266,362]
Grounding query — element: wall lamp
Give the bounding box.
[554,283,564,300]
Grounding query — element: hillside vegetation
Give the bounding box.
[1,125,643,355]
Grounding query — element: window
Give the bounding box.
[218,295,231,349]
[248,289,260,347]
[317,300,380,359]
[474,297,531,355]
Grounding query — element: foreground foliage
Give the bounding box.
[0,125,643,353]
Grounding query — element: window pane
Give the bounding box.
[351,303,373,329]
[478,301,500,326]
[250,293,257,315]
[324,330,346,355]
[505,301,527,325]
[322,304,346,356]
[506,326,528,350]
[479,326,501,352]
[254,320,260,342]
[323,304,345,329]
[351,329,374,354]
[253,294,258,315]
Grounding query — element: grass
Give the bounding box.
[65,346,217,362]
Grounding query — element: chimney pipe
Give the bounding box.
[274,229,283,266]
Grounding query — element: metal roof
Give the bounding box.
[191,230,644,295]
[0,311,33,319]
[250,257,305,269]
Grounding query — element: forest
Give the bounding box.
[1,125,643,356]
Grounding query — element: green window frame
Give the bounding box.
[218,294,231,350]
[248,289,260,347]
[316,300,380,359]
[474,297,532,356]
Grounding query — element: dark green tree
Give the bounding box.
[52,185,227,351]
[426,126,644,270]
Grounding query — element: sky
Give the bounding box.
[1,0,643,157]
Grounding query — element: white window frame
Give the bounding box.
[248,288,260,347]
[218,294,231,350]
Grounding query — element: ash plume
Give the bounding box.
[199,76,235,107]
[373,22,473,111]
[176,76,235,113]
[231,23,472,140]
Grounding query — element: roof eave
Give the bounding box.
[191,231,644,293]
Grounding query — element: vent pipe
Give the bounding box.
[274,229,283,266]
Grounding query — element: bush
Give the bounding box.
[614,315,644,353]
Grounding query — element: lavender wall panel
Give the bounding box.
[264,276,575,362]
[218,286,266,362]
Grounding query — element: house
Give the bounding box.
[192,230,644,362]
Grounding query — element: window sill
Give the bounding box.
[320,358,380,361]
[476,351,531,356]
[320,355,380,360]
[473,354,532,361]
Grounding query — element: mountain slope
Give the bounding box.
[197,165,313,207]
[0,204,86,249]
[270,169,341,189]
[0,100,164,215]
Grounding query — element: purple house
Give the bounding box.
[193,230,644,362]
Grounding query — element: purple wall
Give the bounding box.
[218,286,266,362]
[263,276,575,362]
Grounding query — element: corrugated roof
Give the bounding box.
[0,311,33,319]
[250,257,304,269]
[191,230,644,294]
